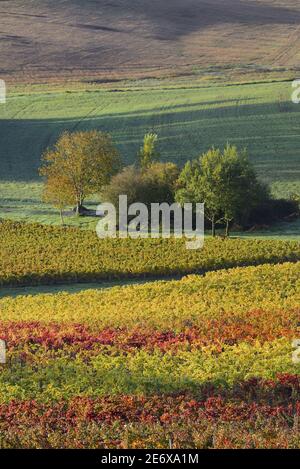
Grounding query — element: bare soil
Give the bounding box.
[1,0,300,83]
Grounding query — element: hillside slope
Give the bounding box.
[1,81,299,198]
[1,0,300,81]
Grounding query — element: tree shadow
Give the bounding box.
[0,98,299,186]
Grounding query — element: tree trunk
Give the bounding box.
[211,217,216,237]
[74,191,84,216]
[76,201,82,216]
[225,219,230,237]
[60,209,64,226]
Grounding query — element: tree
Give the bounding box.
[218,144,268,236]
[138,133,160,169]
[42,175,73,225]
[40,130,121,215]
[176,145,268,237]
[176,148,224,236]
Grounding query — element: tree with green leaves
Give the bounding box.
[176,145,269,237]
[40,130,121,216]
[138,133,160,169]
[176,148,224,236]
[217,144,269,236]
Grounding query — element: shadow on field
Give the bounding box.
[13,0,300,42]
[0,99,300,188]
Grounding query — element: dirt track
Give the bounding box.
[0,0,300,82]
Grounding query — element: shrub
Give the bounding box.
[101,162,179,211]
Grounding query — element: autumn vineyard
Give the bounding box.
[0,221,299,448]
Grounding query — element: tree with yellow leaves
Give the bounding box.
[42,174,74,225]
[40,130,121,216]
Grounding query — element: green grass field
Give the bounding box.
[0,78,299,233]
